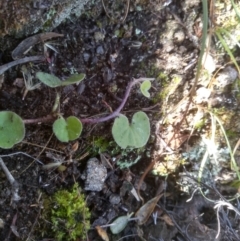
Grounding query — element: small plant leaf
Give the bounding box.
[62,73,85,86]
[0,111,25,149]
[140,80,151,98]
[36,72,86,88]
[110,213,133,234]
[53,116,82,142]
[112,111,150,148]
[36,72,62,87]
[160,214,174,226]
[96,226,109,241]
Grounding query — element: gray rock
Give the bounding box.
[83,157,107,192]
[0,0,90,38]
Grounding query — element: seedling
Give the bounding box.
[140,79,151,98]
[112,112,150,148]
[0,75,153,149]
[36,71,85,87]
[53,116,83,142]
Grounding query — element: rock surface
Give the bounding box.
[0,0,90,38]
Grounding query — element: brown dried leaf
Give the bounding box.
[96,226,109,241]
[71,141,79,153]
[160,214,174,226]
[135,194,163,225]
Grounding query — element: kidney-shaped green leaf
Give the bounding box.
[0,111,25,149]
[112,111,150,148]
[61,73,85,86]
[140,80,151,98]
[36,72,62,87]
[53,116,82,142]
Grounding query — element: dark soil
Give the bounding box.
[0,1,240,241]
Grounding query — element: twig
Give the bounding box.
[0,151,43,165]
[0,157,21,202]
[23,114,55,124]
[0,55,45,75]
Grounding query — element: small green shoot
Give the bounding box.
[0,111,25,149]
[53,116,82,142]
[140,79,151,98]
[36,72,85,88]
[112,111,150,148]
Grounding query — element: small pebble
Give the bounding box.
[109,194,121,205]
[83,158,107,192]
[216,66,238,87]
[96,45,104,55]
[173,29,185,43]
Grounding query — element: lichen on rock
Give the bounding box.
[0,0,89,38]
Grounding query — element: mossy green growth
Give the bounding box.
[51,184,91,241]
[152,72,169,104]
[91,136,110,154]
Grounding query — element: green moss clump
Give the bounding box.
[92,136,109,153]
[51,183,91,241]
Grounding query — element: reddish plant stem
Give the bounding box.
[23,114,55,124]
[23,77,153,125]
[80,77,142,124]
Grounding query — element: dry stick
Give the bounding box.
[0,56,45,75]
[0,157,21,202]
[23,114,55,124]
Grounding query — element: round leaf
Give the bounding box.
[62,73,85,86]
[140,80,151,98]
[66,116,83,141]
[53,116,82,142]
[36,72,62,87]
[53,117,67,142]
[112,111,150,148]
[0,111,25,149]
